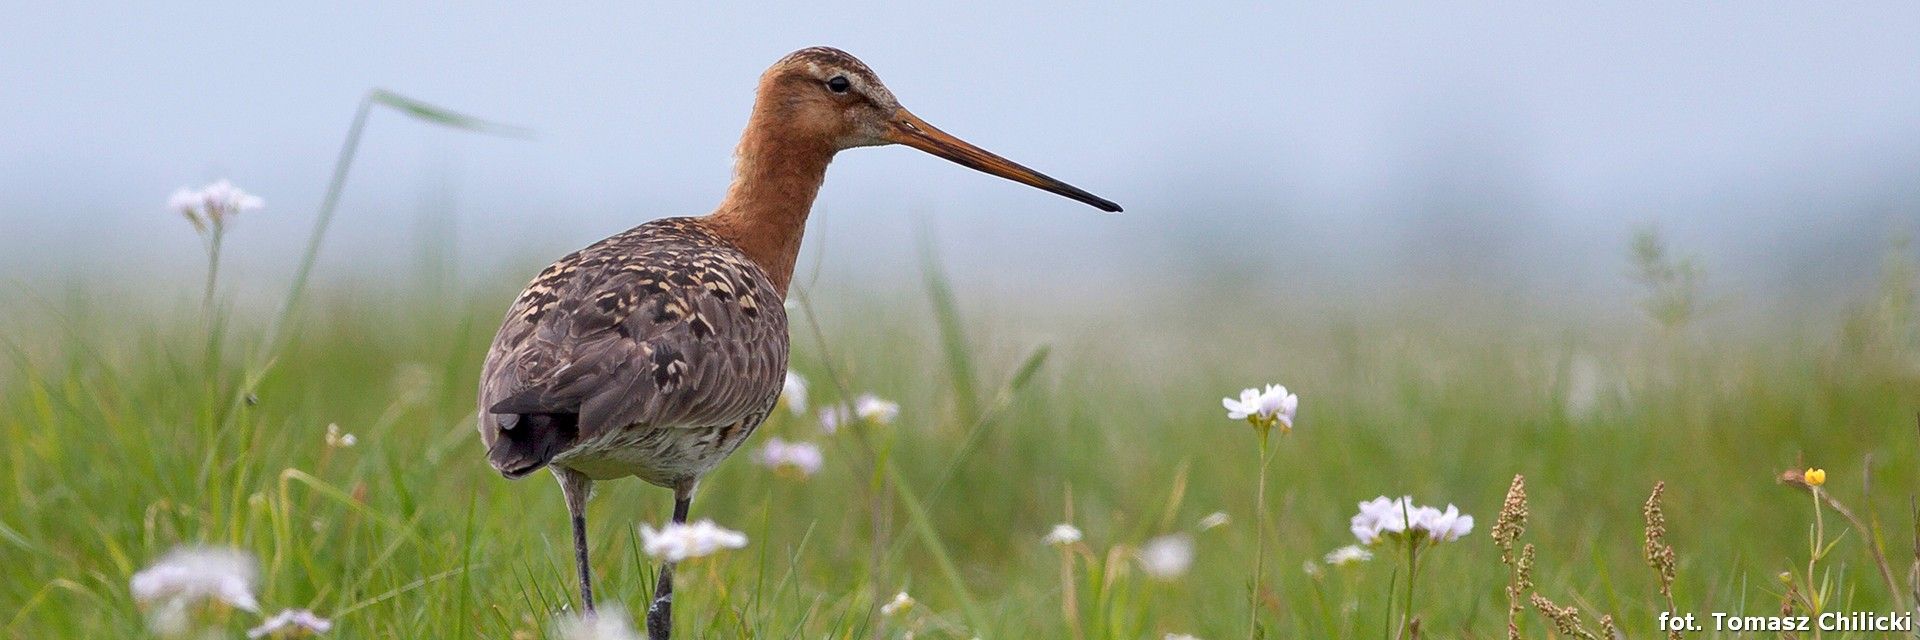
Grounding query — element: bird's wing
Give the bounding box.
[479,221,788,441]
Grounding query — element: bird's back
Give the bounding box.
[478,217,788,485]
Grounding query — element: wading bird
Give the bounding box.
[478,46,1119,638]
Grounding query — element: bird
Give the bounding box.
[477,46,1119,638]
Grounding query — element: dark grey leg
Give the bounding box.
[555,467,596,614]
[647,482,694,640]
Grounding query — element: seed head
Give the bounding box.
[1530,593,1596,640]
[1516,543,1536,593]
[1643,482,1677,598]
[1493,474,1529,561]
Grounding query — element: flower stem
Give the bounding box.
[1248,426,1271,639]
[200,226,227,378]
[1808,486,1825,640]
[1402,542,1421,639]
[201,226,223,320]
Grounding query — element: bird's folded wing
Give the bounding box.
[480,231,787,438]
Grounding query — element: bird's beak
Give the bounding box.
[884,109,1122,213]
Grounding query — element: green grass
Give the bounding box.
[3,261,1917,639]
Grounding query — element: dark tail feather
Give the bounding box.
[486,413,579,479]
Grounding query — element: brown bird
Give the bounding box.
[478,46,1118,637]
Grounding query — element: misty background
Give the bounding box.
[4,2,1917,323]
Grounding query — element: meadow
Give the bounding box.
[3,220,1918,639]
[3,96,1918,640]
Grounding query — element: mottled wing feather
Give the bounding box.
[479,218,788,444]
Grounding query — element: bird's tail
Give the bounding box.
[485,413,578,479]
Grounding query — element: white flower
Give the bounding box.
[754,437,823,477]
[881,591,915,616]
[639,519,748,562]
[248,609,332,638]
[854,394,899,424]
[1423,504,1475,541]
[169,179,264,229]
[1302,560,1325,578]
[324,423,356,448]
[1166,634,1201,640]
[1349,496,1474,545]
[167,188,201,216]
[1221,384,1298,429]
[817,405,849,435]
[1221,388,1263,421]
[1324,545,1374,566]
[551,607,643,640]
[1137,533,1195,580]
[130,546,260,613]
[780,370,809,416]
[1042,523,1083,546]
[1197,511,1230,530]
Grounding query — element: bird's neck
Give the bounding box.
[705,116,836,298]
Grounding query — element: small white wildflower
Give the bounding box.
[1324,544,1374,566]
[753,437,823,477]
[130,546,260,613]
[881,591,915,617]
[169,179,264,230]
[1349,496,1474,545]
[817,405,850,435]
[1221,384,1298,432]
[324,423,356,448]
[1197,511,1230,530]
[853,393,899,425]
[1137,533,1195,580]
[551,607,643,640]
[1166,634,1201,640]
[1042,523,1083,546]
[247,609,332,638]
[780,370,809,416]
[639,519,748,562]
[1302,559,1325,578]
[1422,504,1474,541]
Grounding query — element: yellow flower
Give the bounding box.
[1803,468,1826,487]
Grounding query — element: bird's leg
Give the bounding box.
[555,466,596,615]
[647,481,694,640]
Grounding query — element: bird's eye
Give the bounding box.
[826,76,851,93]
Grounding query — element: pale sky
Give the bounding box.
[4,2,1917,309]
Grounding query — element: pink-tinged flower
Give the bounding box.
[640,519,748,562]
[853,393,899,424]
[248,609,332,638]
[1221,384,1298,432]
[131,546,260,635]
[1137,533,1195,580]
[780,370,808,416]
[169,179,264,230]
[817,405,849,435]
[881,591,915,616]
[1349,496,1474,545]
[1042,523,1083,546]
[130,546,260,612]
[551,607,643,640]
[754,437,823,478]
[1324,545,1373,566]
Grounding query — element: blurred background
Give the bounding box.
[3,2,1917,320]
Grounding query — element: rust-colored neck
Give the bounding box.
[703,107,836,298]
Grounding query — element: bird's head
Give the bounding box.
[753,46,1121,212]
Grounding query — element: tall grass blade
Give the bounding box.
[917,230,980,424]
[262,89,526,362]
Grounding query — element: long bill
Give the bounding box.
[885,109,1122,213]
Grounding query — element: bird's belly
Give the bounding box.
[555,419,761,487]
